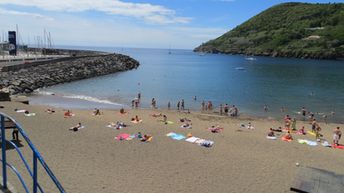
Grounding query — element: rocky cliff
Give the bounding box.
[0,53,139,95]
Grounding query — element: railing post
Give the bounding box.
[33,153,38,193]
[1,115,7,189]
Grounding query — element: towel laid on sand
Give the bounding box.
[166,132,186,140]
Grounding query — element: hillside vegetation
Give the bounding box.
[194,2,344,59]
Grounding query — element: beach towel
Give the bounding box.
[115,133,131,141]
[307,131,316,136]
[24,113,36,117]
[15,109,27,113]
[166,132,186,140]
[332,144,344,149]
[321,141,331,147]
[266,136,277,140]
[281,136,292,142]
[297,139,317,146]
[185,136,200,143]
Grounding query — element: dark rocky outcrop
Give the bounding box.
[0,53,139,95]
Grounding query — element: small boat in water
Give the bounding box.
[235,67,245,71]
[245,57,257,61]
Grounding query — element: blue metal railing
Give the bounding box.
[0,112,66,193]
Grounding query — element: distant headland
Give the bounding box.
[194,2,344,60]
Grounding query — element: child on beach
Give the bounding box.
[297,126,306,135]
[333,127,341,145]
[119,108,126,114]
[64,110,73,117]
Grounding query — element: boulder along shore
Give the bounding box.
[0,53,139,95]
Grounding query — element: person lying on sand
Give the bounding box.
[64,110,74,117]
[69,123,82,132]
[179,118,191,122]
[247,122,254,130]
[283,131,293,140]
[267,128,275,137]
[109,121,126,130]
[181,123,192,129]
[131,115,142,123]
[297,126,306,135]
[208,125,223,133]
[272,127,283,132]
[151,113,162,118]
[46,108,55,114]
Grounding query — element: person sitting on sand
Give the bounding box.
[137,132,143,139]
[131,115,140,122]
[70,123,82,132]
[298,126,306,135]
[119,108,126,114]
[267,128,275,137]
[163,115,167,124]
[140,134,152,142]
[247,122,254,130]
[64,110,73,117]
[93,108,101,116]
[283,131,293,140]
[333,127,342,145]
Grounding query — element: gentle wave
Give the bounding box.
[35,89,55,96]
[62,94,122,106]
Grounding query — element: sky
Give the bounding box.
[0,0,343,49]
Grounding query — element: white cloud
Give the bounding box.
[0,0,191,24]
[0,8,53,20]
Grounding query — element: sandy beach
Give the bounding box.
[0,101,343,193]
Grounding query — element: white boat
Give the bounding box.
[245,57,257,61]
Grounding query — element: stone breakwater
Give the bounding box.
[0,53,139,95]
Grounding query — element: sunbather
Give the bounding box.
[267,128,275,137]
[70,123,82,132]
[283,131,293,140]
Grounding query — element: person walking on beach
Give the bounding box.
[311,119,318,133]
[224,104,229,115]
[177,101,180,111]
[12,127,19,141]
[201,100,205,111]
[220,104,223,115]
[181,99,185,110]
[151,98,156,109]
[131,100,135,109]
[301,107,307,119]
[333,127,342,145]
[291,118,297,131]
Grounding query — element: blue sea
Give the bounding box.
[30,46,344,123]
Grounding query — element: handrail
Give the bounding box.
[5,140,44,193]
[0,159,30,193]
[0,112,66,193]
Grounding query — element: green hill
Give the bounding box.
[194,2,344,59]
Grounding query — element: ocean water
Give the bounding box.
[30,47,344,122]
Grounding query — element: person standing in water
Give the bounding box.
[177,101,180,111]
[181,99,185,111]
[201,100,205,111]
[168,101,171,110]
